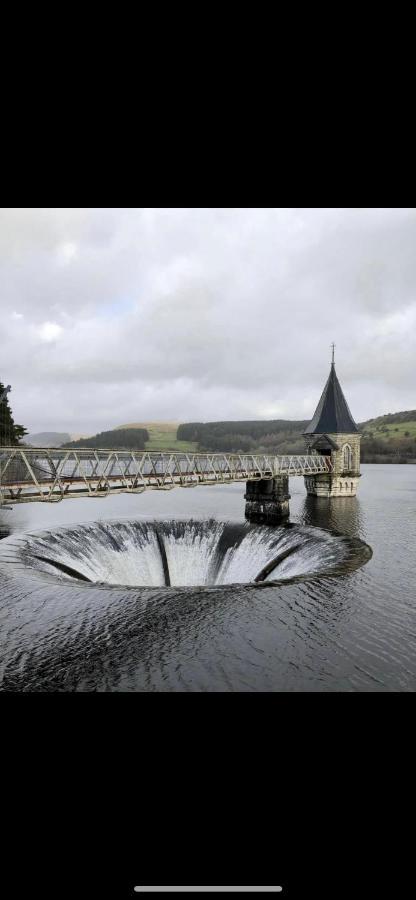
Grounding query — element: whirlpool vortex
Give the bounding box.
[0,519,372,588]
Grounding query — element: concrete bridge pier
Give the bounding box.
[245,476,291,524]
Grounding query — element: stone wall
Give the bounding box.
[328,433,361,477]
[245,476,290,523]
[304,432,361,498]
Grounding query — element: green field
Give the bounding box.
[117,422,198,453]
[361,420,416,442]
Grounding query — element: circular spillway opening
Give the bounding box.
[0,519,372,589]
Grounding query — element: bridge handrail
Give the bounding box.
[0,447,332,505]
[2,447,322,458]
[0,447,330,466]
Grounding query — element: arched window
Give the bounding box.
[343,445,353,471]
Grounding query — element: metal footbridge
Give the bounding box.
[0,448,332,506]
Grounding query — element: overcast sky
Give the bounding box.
[1,207,415,435]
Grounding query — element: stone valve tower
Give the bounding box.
[244,349,362,524]
[304,348,361,498]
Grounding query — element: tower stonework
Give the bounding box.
[245,475,290,523]
[304,361,361,499]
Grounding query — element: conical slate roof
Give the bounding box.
[304,364,359,435]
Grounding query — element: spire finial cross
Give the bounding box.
[331,343,336,366]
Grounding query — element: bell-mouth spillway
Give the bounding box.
[0,519,372,590]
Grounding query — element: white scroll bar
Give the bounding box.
[134,889,283,894]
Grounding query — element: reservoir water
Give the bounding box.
[0,464,415,692]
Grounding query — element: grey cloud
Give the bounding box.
[1,208,415,434]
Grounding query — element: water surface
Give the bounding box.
[0,465,415,692]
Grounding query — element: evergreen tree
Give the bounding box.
[0,382,27,446]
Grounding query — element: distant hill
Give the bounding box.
[27,432,72,448]
[116,422,197,452]
[117,422,178,432]
[178,420,310,454]
[178,413,416,462]
[362,410,416,426]
[359,410,416,462]
[63,428,149,451]
[360,410,416,437]
[28,410,416,462]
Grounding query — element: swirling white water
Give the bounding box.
[0,519,371,588]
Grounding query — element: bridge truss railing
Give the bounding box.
[0,448,332,505]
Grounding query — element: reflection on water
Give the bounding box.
[0,465,416,692]
[299,495,365,539]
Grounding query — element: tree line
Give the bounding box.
[361,434,416,463]
[178,420,309,454]
[0,382,27,446]
[179,418,416,462]
[63,428,149,451]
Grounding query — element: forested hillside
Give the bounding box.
[179,413,416,462]
[360,410,416,462]
[178,421,309,454]
[30,411,416,461]
[64,428,149,451]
